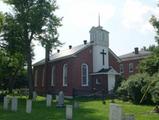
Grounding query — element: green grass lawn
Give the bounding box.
[0,97,158,120]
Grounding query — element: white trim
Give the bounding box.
[63,64,68,86]
[81,63,89,86]
[34,70,38,87]
[42,68,45,87]
[51,66,55,86]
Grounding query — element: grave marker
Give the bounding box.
[56,91,64,107]
[11,97,18,112]
[109,103,123,120]
[3,96,9,110]
[26,99,32,113]
[46,94,52,107]
[66,105,73,120]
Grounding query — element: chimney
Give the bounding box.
[57,49,60,53]
[69,45,72,49]
[84,40,87,45]
[134,47,139,54]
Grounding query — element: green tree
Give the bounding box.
[2,0,61,98]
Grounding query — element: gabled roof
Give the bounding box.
[33,43,92,66]
[33,42,121,66]
[119,50,152,61]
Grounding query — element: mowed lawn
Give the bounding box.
[0,97,158,120]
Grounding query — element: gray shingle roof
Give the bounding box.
[119,50,152,61]
[33,43,92,66]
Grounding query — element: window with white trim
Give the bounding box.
[34,70,38,87]
[63,64,68,86]
[81,63,89,86]
[120,64,124,73]
[51,66,55,86]
[42,68,45,87]
[129,63,133,73]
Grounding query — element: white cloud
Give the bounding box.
[57,0,115,28]
[122,0,157,33]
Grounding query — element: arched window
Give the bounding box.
[63,64,68,86]
[51,66,55,86]
[81,63,89,86]
[42,68,45,87]
[34,70,38,87]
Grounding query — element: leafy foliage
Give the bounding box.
[117,73,152,104]
[1,0,62,98]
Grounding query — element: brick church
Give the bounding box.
[33,24,151,97]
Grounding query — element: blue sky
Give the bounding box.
[0,0,158,63]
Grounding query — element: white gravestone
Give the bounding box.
[11,97,18,112]
[74,101,79,109]
[3,96,9,110]
[56,91,64,107]
[66,105,73,120]
[33,91,37,100]
[46,94,52,107]
[109,103,124,120]
[26,99,32,113]
[124,114,135,120]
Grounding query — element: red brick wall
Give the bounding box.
[33,45,93,96]
[109,51,120,72]
[121,59,140,79]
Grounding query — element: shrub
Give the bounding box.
[117,73,152,104]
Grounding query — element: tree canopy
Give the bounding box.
[1,0,62,98]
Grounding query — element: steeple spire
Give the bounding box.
[98,13,100,27]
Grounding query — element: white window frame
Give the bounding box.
[34,70,38,87]
[129,63,133,73]
[63,64,68,86]
[42,68,45,87]
[81,63,89,86]
[120,64,124,73]
[51,66,55,86]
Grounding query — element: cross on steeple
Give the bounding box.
[100,49,106,65]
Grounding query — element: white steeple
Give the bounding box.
[89,19,109,47]
[90,16,110,72]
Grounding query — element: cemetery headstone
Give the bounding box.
[26,99,32,113]
[66,105,73,120]
[56,91,64,107]
[124,114,135,120]
[74,101,79,109]
[46,94,52,107]
[3,96,9,110]
[33,91,37,101]
[109,103,124,120]
[11,97,18,112]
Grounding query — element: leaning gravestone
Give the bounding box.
[66,105,73,120]
[11,97,18,112]
[46,94,52,107]
[56,91,64,107]
[26,99,32,113]
[109,103,124,120]
[3,96,9,110]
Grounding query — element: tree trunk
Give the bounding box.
[26,43,33,99]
